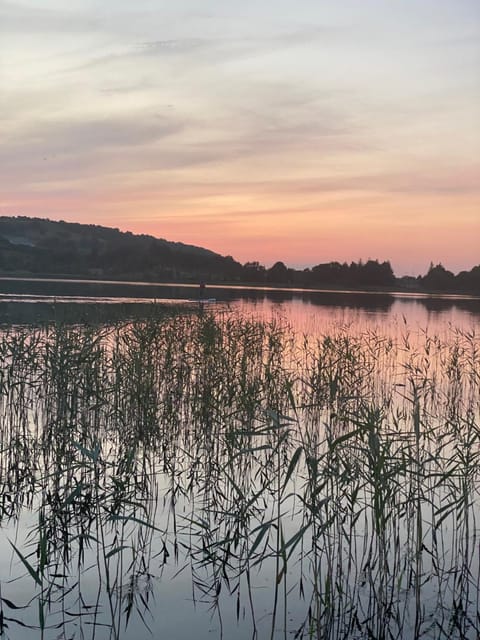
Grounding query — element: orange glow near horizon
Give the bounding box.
[5,183,478,276]
[1,1,479,276]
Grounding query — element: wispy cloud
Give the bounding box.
[0,113,186,183]
[64,24,342,76]
[0,1,99,34]
[2,0,479,273]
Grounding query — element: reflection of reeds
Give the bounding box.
[0,313,478,638]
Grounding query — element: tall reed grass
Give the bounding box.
[0,310,478,639]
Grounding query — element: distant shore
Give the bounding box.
[0,272,479,300]
[1,217,478,298]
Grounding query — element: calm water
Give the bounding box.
[0,279,479,639]
[0,276,479,329]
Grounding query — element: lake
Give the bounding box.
[1,276,479,328]
[0,279,479,639]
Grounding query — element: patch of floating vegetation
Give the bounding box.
[0,311,479,639]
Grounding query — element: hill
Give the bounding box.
[0,217,242,282]
[0,217,478,294]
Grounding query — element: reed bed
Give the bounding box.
[0,310,478,639]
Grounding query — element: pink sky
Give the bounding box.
[1,0,479,276]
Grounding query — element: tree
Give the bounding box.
[421,263,455,291]
[267,261,289,284]
[243,262,266,283]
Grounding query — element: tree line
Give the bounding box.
[0,217,478,294]
[242,260,479,294]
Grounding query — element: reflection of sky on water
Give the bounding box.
[0,278,478,330]
[1,467,305,640]
[228,295,479,338]
[0,282,479,639]
[0,293,191,304]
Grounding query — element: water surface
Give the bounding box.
[0,279,479,639]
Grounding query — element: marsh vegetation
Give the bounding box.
[0,307,479,639]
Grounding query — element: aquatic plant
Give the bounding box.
[0,312,478,639]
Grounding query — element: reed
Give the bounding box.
[0,312,478,639]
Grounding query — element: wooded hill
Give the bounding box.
[0,217,478,294]
[0,216,242,282]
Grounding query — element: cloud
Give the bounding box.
[139,38,209,54]
[1,64,365,188]
[0,1,98,34]
[377,169,480,196]
[66,38,211,74]
[66,23,342,76]
[0,113,186,182]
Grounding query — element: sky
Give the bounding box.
[1,0,479,276]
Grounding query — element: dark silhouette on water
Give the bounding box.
[0,216,479,294]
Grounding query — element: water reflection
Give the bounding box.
[0,300,479,639]
[0,277,479,328]
[0,299,186,325]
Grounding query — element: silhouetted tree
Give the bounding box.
[243,261,266,283]
[0,216,477,293]
[267,261,289,283]
[421,263,455,291]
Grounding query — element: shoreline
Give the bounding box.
[0,273,479,301]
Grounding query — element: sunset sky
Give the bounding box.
[1,0,479,275]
